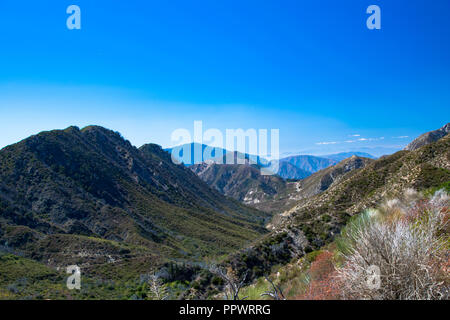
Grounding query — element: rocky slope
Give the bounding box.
[405,123,449,151]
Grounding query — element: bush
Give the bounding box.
[335,189,449,300]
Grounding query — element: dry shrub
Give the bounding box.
[336,189,449,300]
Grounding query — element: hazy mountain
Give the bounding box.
[279,155,337,174]
[405,123,449,151]
[0,126,270,274]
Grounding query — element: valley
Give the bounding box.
[0,123,449,300]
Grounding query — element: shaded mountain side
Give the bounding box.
[276,161,312,180]
[223,131,450,283]
[405,123,449,151]
[0,126,270,275]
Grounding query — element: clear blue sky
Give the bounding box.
[0,0,449,156]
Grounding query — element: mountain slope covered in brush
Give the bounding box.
[225,125,450,282]
[0,126,270,275]
[292,156,374,201]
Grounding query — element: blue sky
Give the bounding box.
[0,0,449,156]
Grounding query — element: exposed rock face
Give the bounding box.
[405,123,450,151]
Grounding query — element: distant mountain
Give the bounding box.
[320,152,376,162]
[405,123,449,151]
[0,126,270,275]
[279,155,337,174]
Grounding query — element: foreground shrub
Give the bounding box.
[335,190,449,300]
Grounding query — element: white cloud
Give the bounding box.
[316,141,339,145]
[393,136,409,139]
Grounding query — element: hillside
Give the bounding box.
[0,126,270,279]
[274,134,450,243]
[293,156,374,201]
[224,129,450,282]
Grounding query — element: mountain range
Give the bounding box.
[0,123,448,299]
[168,142,376,180]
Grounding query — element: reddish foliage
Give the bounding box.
[295,251,343,300]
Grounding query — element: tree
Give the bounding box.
[210,265,248,300]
